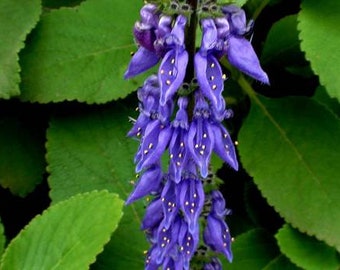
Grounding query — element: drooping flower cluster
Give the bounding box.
[125,2,268,269]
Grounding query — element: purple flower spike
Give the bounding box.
[178,219,199,270]
[227,36,269,84]
[126,164,163,205]
[195,19,225,111]
[159,15,188,105]
[211,121,238,171]
[161,179,179,229]
[178,177,205,234]
[187,95,215,178]
[169,97,190,183]
[204,257,223,270]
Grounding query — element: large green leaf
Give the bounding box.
[298,0,340,100]
[263,255,302,270]
[0,115,45,196]
[47,104,146,268]
[276,225,340,270]
[19,0,145,104]
[224,228,280,270]
[0,190,123,269]
[0,0,41,99]
[261,15,303,66]
[0,219,5,257]
[238,95,340,251]
[313,86,340,118]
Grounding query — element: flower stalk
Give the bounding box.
[124,1,269,268]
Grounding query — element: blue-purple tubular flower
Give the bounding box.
[125,4,160,78]
[163,255,184,270]
[177,218,199,269]
[161,178,179,229]
[204,190,233,262]
[169,97,190,183]
[178,168,205,234]
[187,93,215,178]
[210,119,238,171]
[204,257,223,270]
[142,197,163,233]
[125,163,162,204]
[135,119,172,172]
[153,217,181,264]
[195,19,225,111]
[221,5,269,84]
[127,75,160,138]
[159,15,188,105]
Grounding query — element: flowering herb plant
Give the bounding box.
[0,0,339,269]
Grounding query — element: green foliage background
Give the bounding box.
[0,0,339,269]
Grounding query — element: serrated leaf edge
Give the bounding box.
[1,0,42,99]
[239,94,340,251]
[0,190,123,268]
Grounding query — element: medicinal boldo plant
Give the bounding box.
[124,1,268,268]
[0,0,339,269]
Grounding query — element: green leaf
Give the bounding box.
[224,228,280,270]
[19,0,145,104]
[238,95,340,251]
[261,15,303,66]
[0,219,5,257]
[298,0,340,100]
[47,104,146,268]
[0,115,45,196]
[276,225,340,270]
[0,0,41,99]
[0,190,123,270]
[313,86,340,118]
[263,255,302,270]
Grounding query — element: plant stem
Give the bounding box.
[184,0,198,82]
[237,74,256,99]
